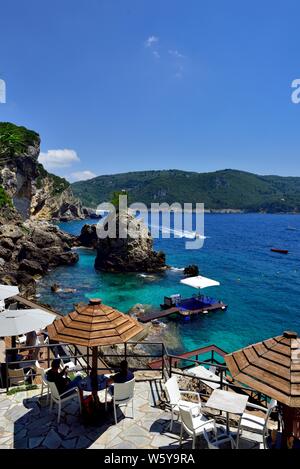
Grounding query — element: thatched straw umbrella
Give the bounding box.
[225,331,300,448]
[47,298,143,399]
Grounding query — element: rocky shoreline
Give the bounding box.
[0,220,79,297]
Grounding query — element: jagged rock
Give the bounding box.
[19,259,45,276]
[183,264,199,277]
[84,207,102,219]
[0,220,79,296]
[32,186,85,222]
[0,247,12,261]
[77,224,98,248]
[0,225,24,241]
[94,210,166,273]
[0,238,15,250]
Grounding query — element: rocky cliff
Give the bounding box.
[0,122,85,221]
[0,122,82,296]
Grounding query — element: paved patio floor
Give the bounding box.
[0,380,263,449]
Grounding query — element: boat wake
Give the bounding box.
[150,224,208,239]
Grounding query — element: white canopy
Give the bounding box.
[0,284,19,301]
[0,309,55,337]
[180,275,220,290]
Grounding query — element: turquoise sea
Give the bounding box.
[37,214,300,355]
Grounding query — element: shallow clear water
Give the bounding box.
[37,214,300,354]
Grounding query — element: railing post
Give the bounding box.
[161,343,164,380]
[220,368,224,390]
[6,359,8,393]
[169,355,172,378]
[47,345,50,369]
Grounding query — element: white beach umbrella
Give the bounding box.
[180,275,220,290]
[0,309,55,337]
[0,284,19,301]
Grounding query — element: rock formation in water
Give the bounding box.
[183,264,199,277]
[0,122,85,221]
[77,224,99,248]
[94,210,166,272]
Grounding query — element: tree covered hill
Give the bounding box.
[71,169,300,213]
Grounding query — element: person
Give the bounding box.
[51,283,76,294]
[106,360,134,388]
[46,358,83,398]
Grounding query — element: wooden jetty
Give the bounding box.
[138,302,227,323]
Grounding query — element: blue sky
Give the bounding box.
[1,0,300,180]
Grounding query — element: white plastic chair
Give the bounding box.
[35,361,50,403]
[164,376,202,431]
[239,399,277,449]
[48,381,81,423]
[179,403,216,449]
[203,422,236,449]
[105,378,135,424]
[16,335,26,345]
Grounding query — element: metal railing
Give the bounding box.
[3,341,268,406]
[3,341,167,392]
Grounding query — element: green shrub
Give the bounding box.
[7,384,38,395]
[0,122,39,158]
[0,186,12,208]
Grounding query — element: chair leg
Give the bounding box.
[180,424,183,446]
[192,434,196,450]
[114,402,117,425]
[105,388,108,411]
[169,410,174,431]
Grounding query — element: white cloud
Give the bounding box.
[152,51,160,59]
[39,149,80,169]
[145,36,159,48]
[168,49,185,59]
[68,170,97,182]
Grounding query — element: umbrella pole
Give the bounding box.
[91,346,100,405]
[11,336,17,364]
[281,405,300,449]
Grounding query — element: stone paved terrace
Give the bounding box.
[0,380,264,450]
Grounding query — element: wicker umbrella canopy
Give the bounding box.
[225,331,300,407]
[47,298,143,347]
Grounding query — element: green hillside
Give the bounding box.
[71,169,300,213]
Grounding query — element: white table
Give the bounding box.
[185,365,227,390]
[205,389,249,439]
